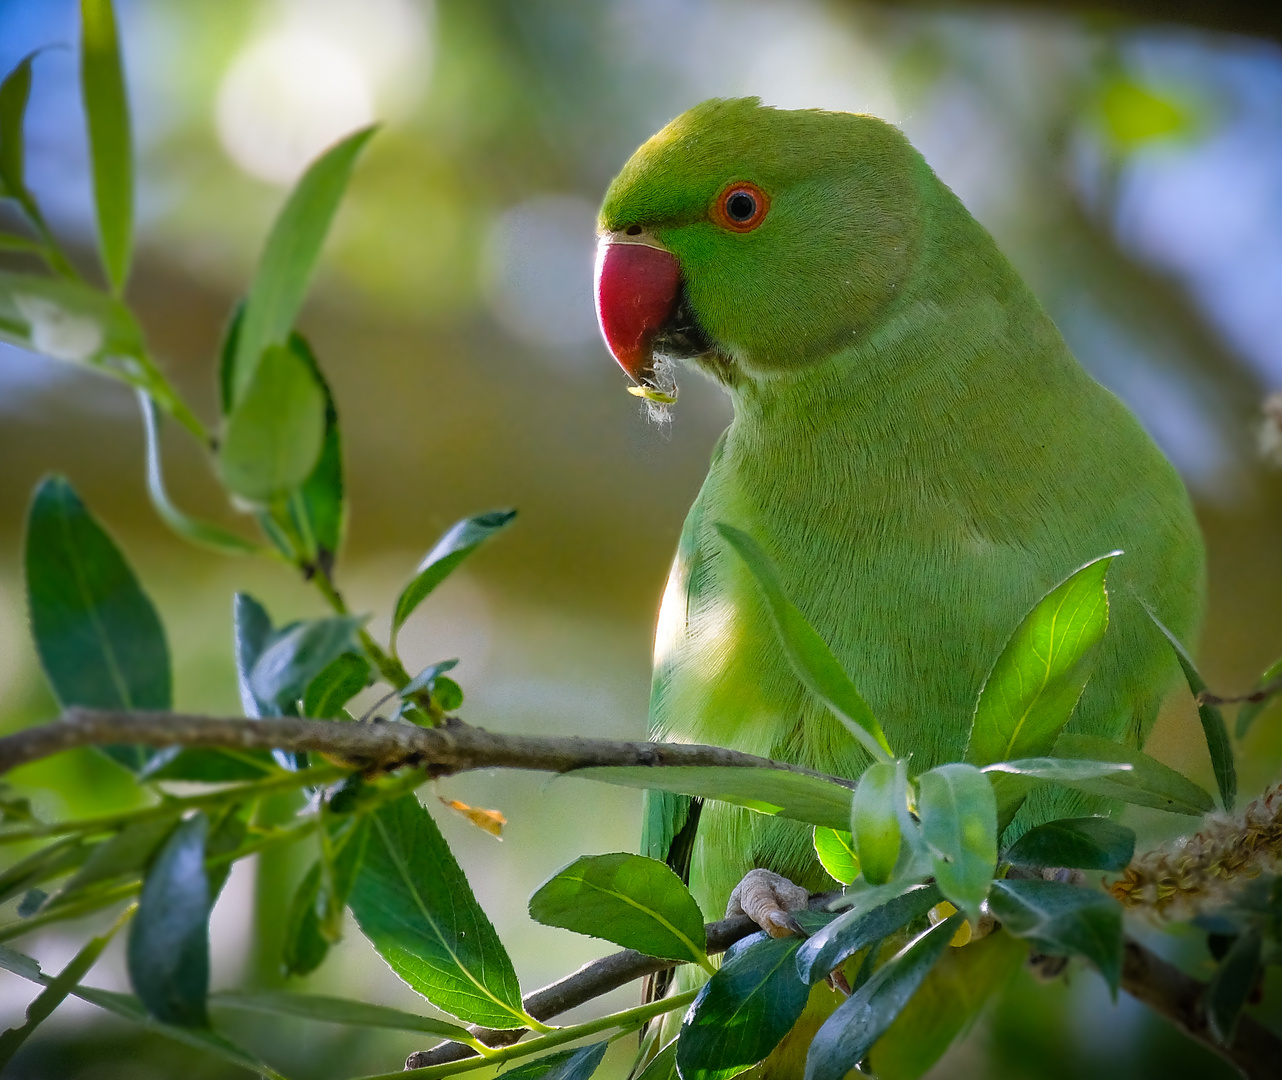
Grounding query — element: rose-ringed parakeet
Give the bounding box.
[593,98,1204,1073]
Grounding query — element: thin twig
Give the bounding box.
[1197,675,1282,707]
[0,708,855,787]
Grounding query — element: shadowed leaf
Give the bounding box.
[500,1041,610,1080]
[1205,930,1262,1045]
[796,883,941,985]
[213,989,471,1040]
[1052,734,1214,815]
[1003,818,1134,872]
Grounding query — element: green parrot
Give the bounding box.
[593,97,1204,1075]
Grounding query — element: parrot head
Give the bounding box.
[595,97,925,387]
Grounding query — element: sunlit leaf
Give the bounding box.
[529,853,708,965]
[813,828,859,886]
[127,813,211,1027]
[1146,609,1236,811]
[218,341,327,504]
[572,765,853,831]
[392,512,517,636]
[917,764,996,924]
[965,554,1116,769]
[1052,734,1214,815]
[80,0,133,291]
[1205,930,1262,1045]
[804,914,963,1080]
[716,524,892,762]
[228,126,376,405]
[850,761,902,886]
[500,1042,610,1080]
[348,795,526,1028]
[989,879,1122,994]
[213,989,471,1041]
[302,652,370,719]
[796,883,940,986]
[1003,818,1134,872]
[25,475,171,772]
[677,933,812,1080]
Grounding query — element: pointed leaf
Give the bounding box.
[127,813,211,1026]
[989,879,1122,994]
[529,853,707,964]
[982,758,1133,781]
[0,51,37,200]
[302,652,371,719]
[636,1039,678,1080]
[283,817,368,976]
[1003,818,1134,872]
[796,883,941,985]
[804,914,963,1080]
[348,795,525,1028]
[966,554,1117,768]
[80,0,133,291]
[1235,657,1282,738]
[212,989,470,1040]
[917,764,996,924]
[233,592,275,718]
[250,615,364,713]
[287,332,346,561]
[677,934,812,1080]
[813,828,859,886]
[25,476,170,772]
[1146,611,1236,811]
[1053,734,1214,815]
[716,523,892,761]
[1205,930,1262,1045]
[571,766,853,831]
[219,341,327,503]
[850,761,902,886]
[500,1042,610,1080]
[229,126,376,404]
[401,658,460,699]
[393,512,517,635]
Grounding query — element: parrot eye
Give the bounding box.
[712,181,769,233]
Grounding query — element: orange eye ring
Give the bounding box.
[711,181,770,233]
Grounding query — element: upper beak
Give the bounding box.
[594,231,681,385]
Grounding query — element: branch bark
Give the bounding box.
[0,708,853,785]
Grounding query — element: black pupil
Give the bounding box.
[726,191,756,222]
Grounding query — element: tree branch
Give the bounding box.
[0,708,854,787]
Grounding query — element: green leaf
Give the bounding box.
[715,524,892,762]
[140,748,279,782]
[988,879,1122,994]
[50,816,178,909]
[233,592,275,717]
[0,270,145,367]
[0,51,36,201]
[138,394,265,557]
[850,761,902,886]
[250,615,364,714]
[804,913,963,1080]
[348,795,526,1028]
[302,652,371,719]
[965,553,1117,769]
[529,853,708,965]
[218,341,327,504]
[283,817,368,977]
[228,126,376,405]
[677,934,811,1080]
[1052,734,1215,815]
[1003,818,1135,872]
[571,766,853,831]
[127,813,211,1027]
[1205,930,1262,1045]
[287,332,346,562]
[212,989,471,1041]
[500,1042,610,1080]
[1235,657,1282,738]
[796,883,941,985]
[1146,610,1236,812]
[813,828,860,886]
[0,917,123,1067]
[636,1039,678,1080]
[981,757,1134,781]
[916,764,996,924]
[25,475,171,772]
[0,836,90,906]
[80,0,133,292]
[402,659,460,698]
[393,512,517,636]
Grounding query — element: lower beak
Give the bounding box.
[593,236,681,384]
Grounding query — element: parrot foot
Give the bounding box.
[726,869,811,938]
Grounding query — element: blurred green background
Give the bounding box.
[2,1,1281,1076]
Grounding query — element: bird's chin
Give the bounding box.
[649,286,734,385]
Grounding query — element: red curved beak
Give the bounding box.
[594,236,681,384]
